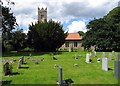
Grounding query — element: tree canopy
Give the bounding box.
[2,6,27,52]
[82,7,120,51]
[27,20,65,52]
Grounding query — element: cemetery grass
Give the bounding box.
[1,51,119,84]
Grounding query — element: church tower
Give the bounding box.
[38,7,47,22]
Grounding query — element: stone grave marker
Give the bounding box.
[102,58,108,71]
[92,50,96,57]
[102,52,106,57]
[85,53,90,63]
[108,53,112,60]
[3,62,12,75]
[114,54,120,78]
[21,56,24,64]
[58,67,63,85]
[29,53,32,57]
[18,59,22,69]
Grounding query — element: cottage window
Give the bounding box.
[65,42,69,47]
[74,42,77,47]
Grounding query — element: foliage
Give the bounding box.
[82,7,120,51]
[2,6,26,52]
[78,31,85,36]
[27,20,65,51]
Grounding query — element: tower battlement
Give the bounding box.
[38,7,47,22]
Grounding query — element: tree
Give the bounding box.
[82,7,120,51]
[27,20,65,52]
[2,4,27,52]
[78,31,85,36]
[2,6,17,52]
[10,29,27,51]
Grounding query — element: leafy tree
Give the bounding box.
[78,31,85,36]
[82,7,120,51]
[27,20,65,51]
[2,5,27,52]
[2,6,17,52]
[10,29,27,51]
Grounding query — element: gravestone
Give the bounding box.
[18,59,22,69]
[21,56,24,64]
[102,52,106,58]
[29,53,32,57]
[92,50,96,57]
[86,53,90,63]
[3,62,12,75]
[74,54,78,59]
[58,67,63,86]
[114,54,120,78]
[108,53,112,60]
[69,47,71,52]
[112,50,115,54]
[102,58,108,71]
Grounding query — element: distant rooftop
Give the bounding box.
[65,33,81,40]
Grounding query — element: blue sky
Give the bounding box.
[2,0,119,33]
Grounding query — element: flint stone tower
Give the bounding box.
[38,7,47,22]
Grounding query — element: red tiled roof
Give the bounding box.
[65,33,81,40]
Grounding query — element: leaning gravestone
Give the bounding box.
[3,62,12,75]
[86,53,90,63]
[102,58,108,71]
[18,59,22,69]
[108,53,112,60]
[114,54,120,78]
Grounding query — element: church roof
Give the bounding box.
[65,33,81,40]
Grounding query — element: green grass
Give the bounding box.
[1,51,120,84]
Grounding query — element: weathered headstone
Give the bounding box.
[29,53,31,57]
[108,53,112,60]
[21,56,24,64]
[69,47,71,52]
[58,67,63,86]
[102,52,106,57]
[92,50,96,57]
[74,54,78,59]
[112,50,115,54]
[86,53,90,63]
[114,54,120,78]
[102,58,108,71]
[18,59,22,69]
[3,62,12,75]
[35,61,39,64]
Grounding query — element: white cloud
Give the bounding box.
[2,0,119,33]
[67,20,87,33]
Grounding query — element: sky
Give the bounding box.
[2,0,119,33]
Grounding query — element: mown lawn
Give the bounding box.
[1,50,120,84]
